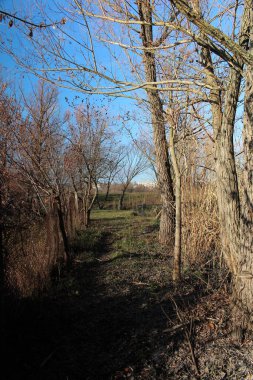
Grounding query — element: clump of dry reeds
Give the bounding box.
[3,192,81,297]
[182,182,221,272]
[5,214,63,297]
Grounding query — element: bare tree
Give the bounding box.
[0,79,22,323]
[167,0,253,333]
[102,146,126,204]
[4,0,253,330]
[66,101,114,226]
[0,0,179,246]
[167,102,182,283]
[116,145,149,210]
[12,80,72,264]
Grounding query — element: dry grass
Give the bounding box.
[182,182,221,272]
[97,191,161,210]
[4,193,81,297]
[5,207,247,380]
[5,219,62,297]
[4,184,222,297]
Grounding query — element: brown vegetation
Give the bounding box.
[2,0,253,377]
[3,207,251,380]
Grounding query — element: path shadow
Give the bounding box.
[3,251,208,380]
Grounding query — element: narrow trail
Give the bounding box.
[66,216,173,379]
[6,212,253,380]
[5,214,173,380]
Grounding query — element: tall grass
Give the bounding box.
[182,182,221,272]
[6,219,63,297]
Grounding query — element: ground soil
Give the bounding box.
[3,211,253,379]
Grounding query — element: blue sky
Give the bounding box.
[0,0,156,183]
[0,0,146,118]
[0,0,243,183]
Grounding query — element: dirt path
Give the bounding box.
[64,215,174,379]
[4,212,253,379]
[4,213,172,379]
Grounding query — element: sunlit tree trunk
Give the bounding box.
[169,125,181,282]
[232,6,253,332]
[191,0,252,334]
[137,0,175,245]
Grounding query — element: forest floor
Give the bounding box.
[4,210,253,379]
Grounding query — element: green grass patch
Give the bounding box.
[91,209,133,220]
[72,208,163,263]
[71,228,105,253]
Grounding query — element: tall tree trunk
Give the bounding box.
[55,196,71,266]
[169,125,182,282]
[118,188,126,210]
[231,4,253,333]
[84,209,91,228]
[214,2,253,335]
[105,180,111,201]
[170,0,253,333]
[215,68,242,273]
[83,176,92,228]
[83,179,98,228]
[73,190,80,230]
[87,185,98,225]
[193,0,251,334]
[137,0,175,245]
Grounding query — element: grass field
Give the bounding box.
[96,191,161,210]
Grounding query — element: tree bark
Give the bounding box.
[55,196,71,266]
[192,0,252,334]
[137,0,175,245]
[169,125,181,282]
[105,181,110,201]
[84,208,91,228]
[171,0,253,66]
[215,68,242,273]
[231,3,253,333]
[118,188,126,210]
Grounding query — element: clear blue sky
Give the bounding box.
[1,0,242,183]
[0,0,156,183]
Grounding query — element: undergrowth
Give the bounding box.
[3,206,237,380]
[71,228,106,253]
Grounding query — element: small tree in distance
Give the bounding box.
[116,145,149,210]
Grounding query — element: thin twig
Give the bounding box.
[170,297,200,376]
[40,349,56,368]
